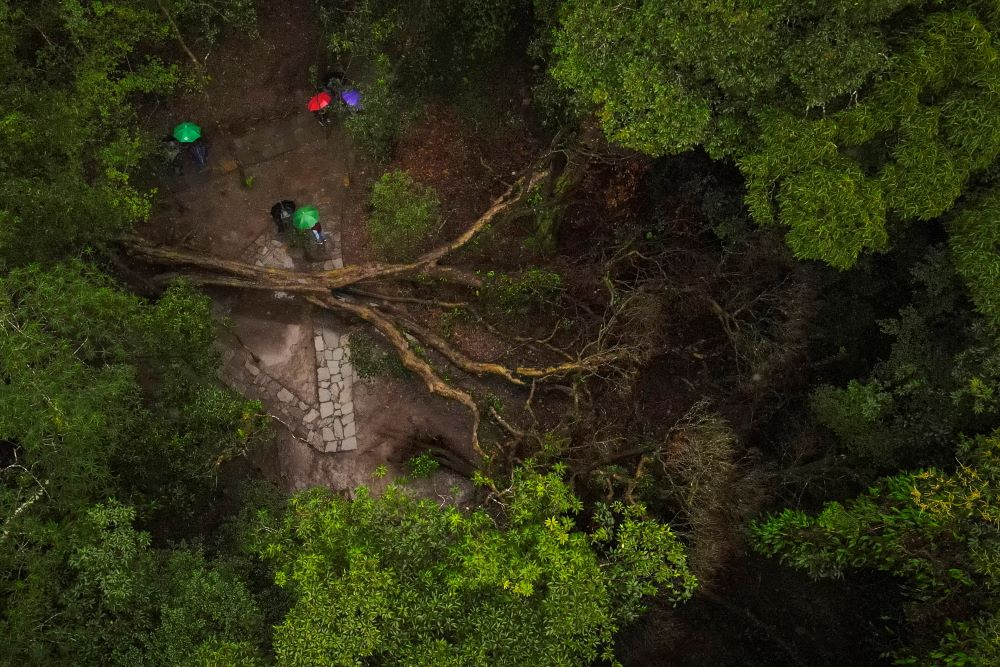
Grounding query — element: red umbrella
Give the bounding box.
[308,91,332,112]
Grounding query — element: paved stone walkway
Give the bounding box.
[220,221,357,453]
[313,325,357,451]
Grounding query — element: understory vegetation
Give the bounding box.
[3,1,1000,666]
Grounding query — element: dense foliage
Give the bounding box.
[753,432,1000,664]
[809,248,1000,471]
[254,467,695,666]
[368,170,442,261]
[0,264,268,664]
[551,1,1000,273]
[4,0,1000,664]
[0,0,257,267]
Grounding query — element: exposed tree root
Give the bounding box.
[122,167,548,294]
[117,165,640,458]
[343,287,468,309]
[377,303,632,387]
[378,307,526,386]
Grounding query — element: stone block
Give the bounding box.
[314,336,324,352]
[304,409,319,423]
[344,421,356,438]
[319,387,332,402]
[341,401,354,416]
[322,427,334,442]
[317,366,330,382]
[322,328,340,349]
[277,388,294,403]
[333,420,343,438]
[245,362,261,376]
[340,435,357,451]
[333,348,344,361]
[320,402,334,418]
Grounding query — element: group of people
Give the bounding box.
[270,200,326,244]
[161,68,361,247]
[309,71,363,127]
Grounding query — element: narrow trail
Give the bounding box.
[146,0,370,462]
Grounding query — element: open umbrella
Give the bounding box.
[292,205,319,230]
[172,122,201,143]
[340,89,362,109]
[308,92,332,112]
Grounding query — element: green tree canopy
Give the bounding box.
[5,500,267,666]
[753,431,1000,664]
[254,467,696,666]
[551,1,1000,270]
[0,0,256,267]
[0,263,268,664]
[316,0,527,90]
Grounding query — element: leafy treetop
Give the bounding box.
[551,1,1000,270]
[254,466,696,666]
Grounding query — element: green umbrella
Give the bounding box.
[172,122,202,143]
[292,205,319,230]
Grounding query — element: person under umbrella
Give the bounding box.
[340,88,362,112]
[292,205,325,243]
[173,122,207,168]
[308,91,333,126]
[270,200,296,234]
[172,121,201,143]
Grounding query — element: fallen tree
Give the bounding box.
[121,166,634,461]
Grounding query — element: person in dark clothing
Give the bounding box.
[321,70,346,96]
[313,107,332,127]
[310,222,326,244]
[161,135,182,174]
[189,137,208,167]
[270,200,296,233]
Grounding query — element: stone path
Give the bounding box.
[220,220,357,453]
[313,325,357,451]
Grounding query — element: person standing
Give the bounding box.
[161,135,182,175]
[189,137,208,168]
[270,200,296,234]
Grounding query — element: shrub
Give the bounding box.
[368,170,441,261]
[478,268,563,315]
[406,452,440,478]
[344,56,411,162]
[347,331,407,379]
[752,432,1000,665]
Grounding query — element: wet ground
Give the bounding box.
[141,0,474,496]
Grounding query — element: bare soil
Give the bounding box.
[251,372,476,501]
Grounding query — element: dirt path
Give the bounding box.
[141,0,473,495]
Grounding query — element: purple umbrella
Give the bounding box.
[341,89,362,109]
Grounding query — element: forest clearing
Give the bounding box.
[2,1,999,665]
